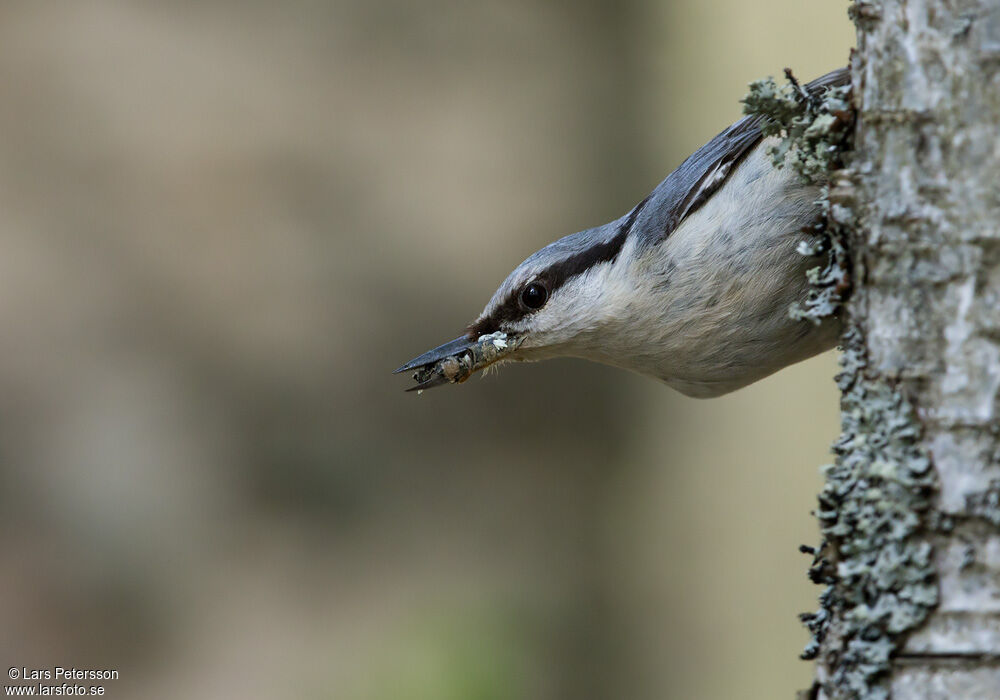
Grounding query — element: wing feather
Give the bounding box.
[632,67,850,248]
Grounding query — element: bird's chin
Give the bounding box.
[504,339,566,363]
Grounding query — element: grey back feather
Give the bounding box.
[631,67,849,249]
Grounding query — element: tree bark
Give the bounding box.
[809,1,1000,698]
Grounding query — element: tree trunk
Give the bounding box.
[809,1,1000,698]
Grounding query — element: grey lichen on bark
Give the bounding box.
[801,328,939,700]
[742,69,854,324]
[800,0,1000,698]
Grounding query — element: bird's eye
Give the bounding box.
[520,282,548,310]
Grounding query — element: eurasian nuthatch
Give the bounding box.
[397,68,848,397]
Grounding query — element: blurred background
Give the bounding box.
[0,2,853,698]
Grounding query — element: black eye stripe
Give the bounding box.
[468,194,651,337]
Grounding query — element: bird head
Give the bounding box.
[395,204,646,392]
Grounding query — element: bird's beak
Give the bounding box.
[394,332,521,392]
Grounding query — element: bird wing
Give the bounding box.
[633,67,850,247]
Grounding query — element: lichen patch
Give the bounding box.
[800,327,939,699]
